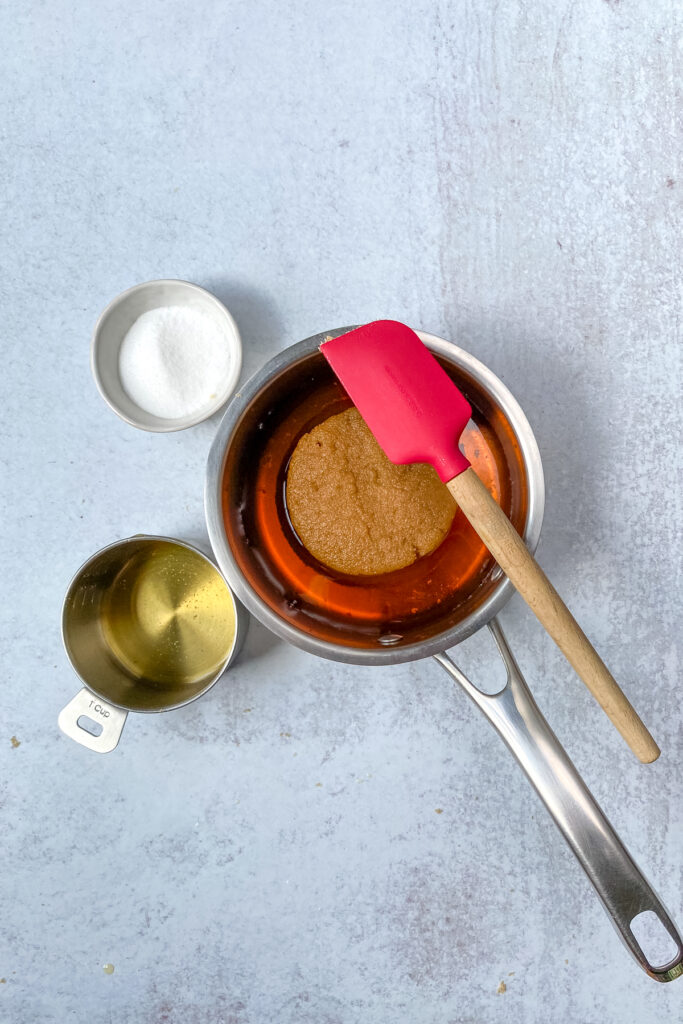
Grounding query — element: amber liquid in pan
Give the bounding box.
[222,355,529,649]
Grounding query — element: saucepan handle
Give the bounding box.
[434,619,683,982]
[58,688,128,753]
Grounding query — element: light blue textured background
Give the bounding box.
[1,1,681,1022]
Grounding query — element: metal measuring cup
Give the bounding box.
[59,535,248,753]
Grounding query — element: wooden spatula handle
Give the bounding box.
[447,468,660,763]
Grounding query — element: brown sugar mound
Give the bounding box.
[286,407,457,575]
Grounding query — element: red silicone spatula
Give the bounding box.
[321,320,659,763]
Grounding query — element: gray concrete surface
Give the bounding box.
[1,1,681,1021]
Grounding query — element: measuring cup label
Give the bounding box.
[88,700,111,718]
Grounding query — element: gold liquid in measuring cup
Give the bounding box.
[63,537,238,713]
[101,541,236,686]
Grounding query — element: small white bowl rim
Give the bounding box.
[91,279,243,432]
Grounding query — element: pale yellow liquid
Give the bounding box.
[101,542,235,688]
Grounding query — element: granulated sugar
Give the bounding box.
[118,305,233,419]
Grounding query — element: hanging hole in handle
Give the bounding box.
[76,715,104,738]
[444,629,509,695]
[630,911,680,968]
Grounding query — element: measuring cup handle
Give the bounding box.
[434,619,683,982]
[58,688,127,753]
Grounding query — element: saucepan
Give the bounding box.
[205,327,682,981]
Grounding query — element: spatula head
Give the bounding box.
[321,320,472,482]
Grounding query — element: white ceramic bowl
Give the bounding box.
[91,279,242,431]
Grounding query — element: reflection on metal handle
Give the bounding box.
[434,619,683,983]
[58,688,127,754]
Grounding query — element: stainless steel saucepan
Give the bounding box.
[205,327,682,982]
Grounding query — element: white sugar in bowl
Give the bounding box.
[91,280,242,431]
